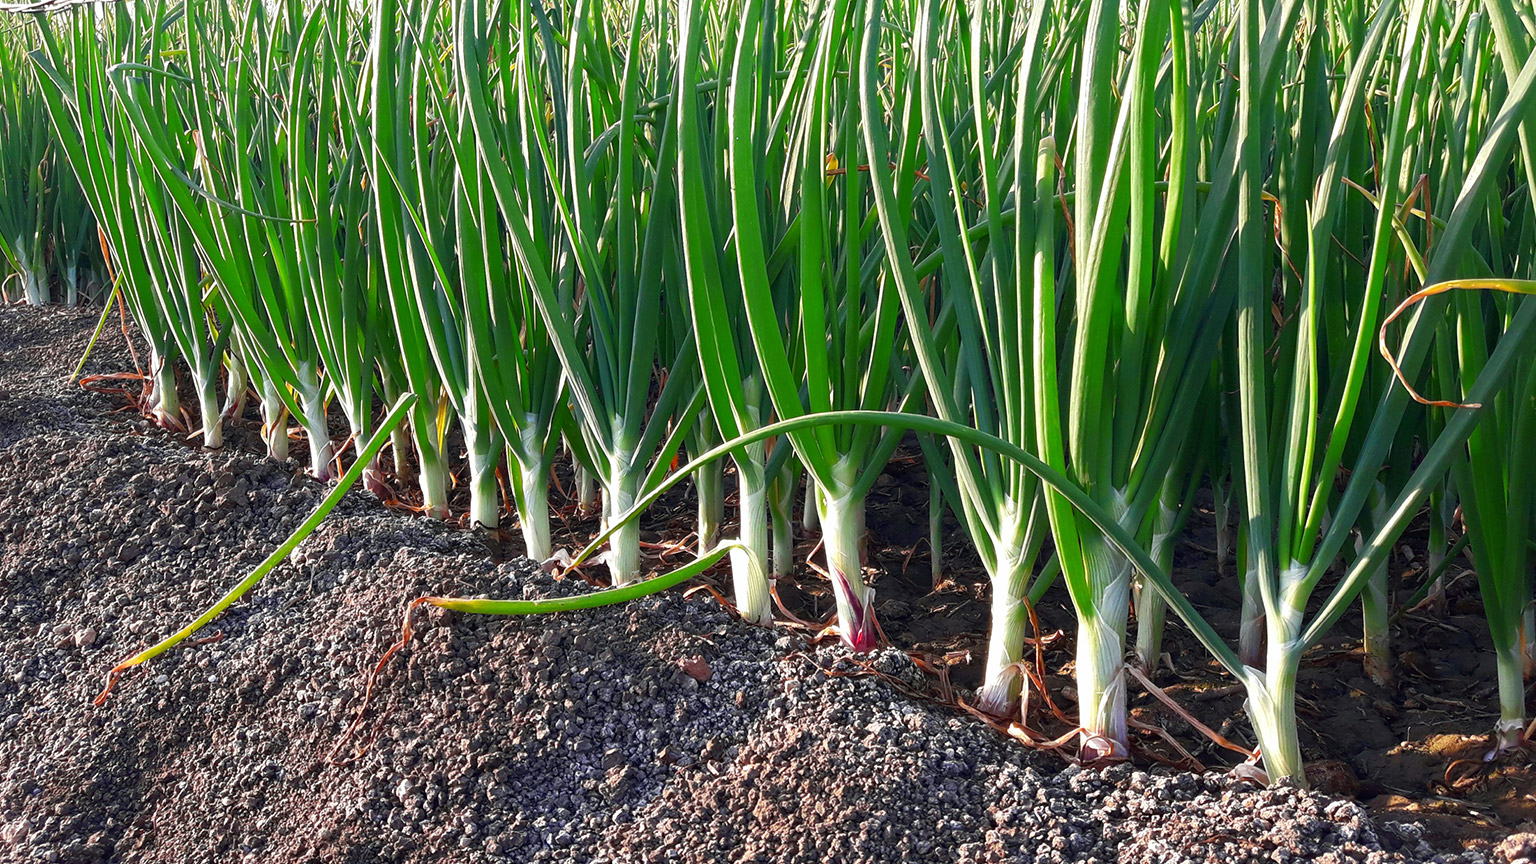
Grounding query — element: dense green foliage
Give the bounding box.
[0,21,96,305]
[4,0,1535,787]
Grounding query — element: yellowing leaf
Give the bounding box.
[1380,278,1536,408]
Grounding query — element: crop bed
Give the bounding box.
[0,305,1530,863]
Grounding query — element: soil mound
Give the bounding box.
[0,307,1495,862]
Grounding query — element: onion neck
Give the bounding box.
[1076,530,1131,762]
[731,442,772,625]
[1075,612,1128,761]
[577,463,598,518]
[1357,531,1392,686]
[768,463,797,579]
[1495,638,1528,754]
[1523,606,1536,680]
[352,424,390,498]
[1245,564,1309,785]
[1134,500,1179,673]
[696,457,724,551]
[601,440,643,586]
[603,474,642,586]
[1133,587,1167,674]
[464,423,501,530]
[298,367,334,481]
[390,424,412,477]
[150,353,182,434]
[416,435,450,520]
[977,544,1031,717]
[929,482,944,588]
[1424,494,1448,614]
[263,400,290,462]
[221,354,249,420]
[63,264,78,307]
[196,372,223,450]
[16,249,44,305]
[515,458,552,562]
[802,478,820,532]
[1239,558,1265,668]
[1246,652,1306,786]
[817,481,875,651]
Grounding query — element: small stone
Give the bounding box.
[1496,834,1536,864]
[678,656,711,682]
[2,817,30,845]
[74,627,98,649]
[1305,759,1358,797]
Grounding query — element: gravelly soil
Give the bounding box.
[0,305,1514,863]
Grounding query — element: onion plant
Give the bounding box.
[1429,282,1536,751]
[1025,0,1242,760]
[1224,0,1536,782]
[369,0,508,523]
[0,22,51,305]
[364,0,448,517]
[683,0,919,648]
[864,0,1250,758]
[197,0,382,482]
[50,136,95,306]
[1226,0,1415,779]
[283,2,387,490]
[101,3,235,450]
[384,0,567,541]
[459,0,700,581]
[109,0,362,457]
[1416,0,1536,751]
[175,0,345,477]
[859,0,1056,715]
[31,6,194,432]
[675,0,791,624]
[17,0,1536,794]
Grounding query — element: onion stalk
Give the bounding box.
[459,0,699,582]
[0,24,52,306]
[680,0,918,647]
[1228,0,1536,784]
